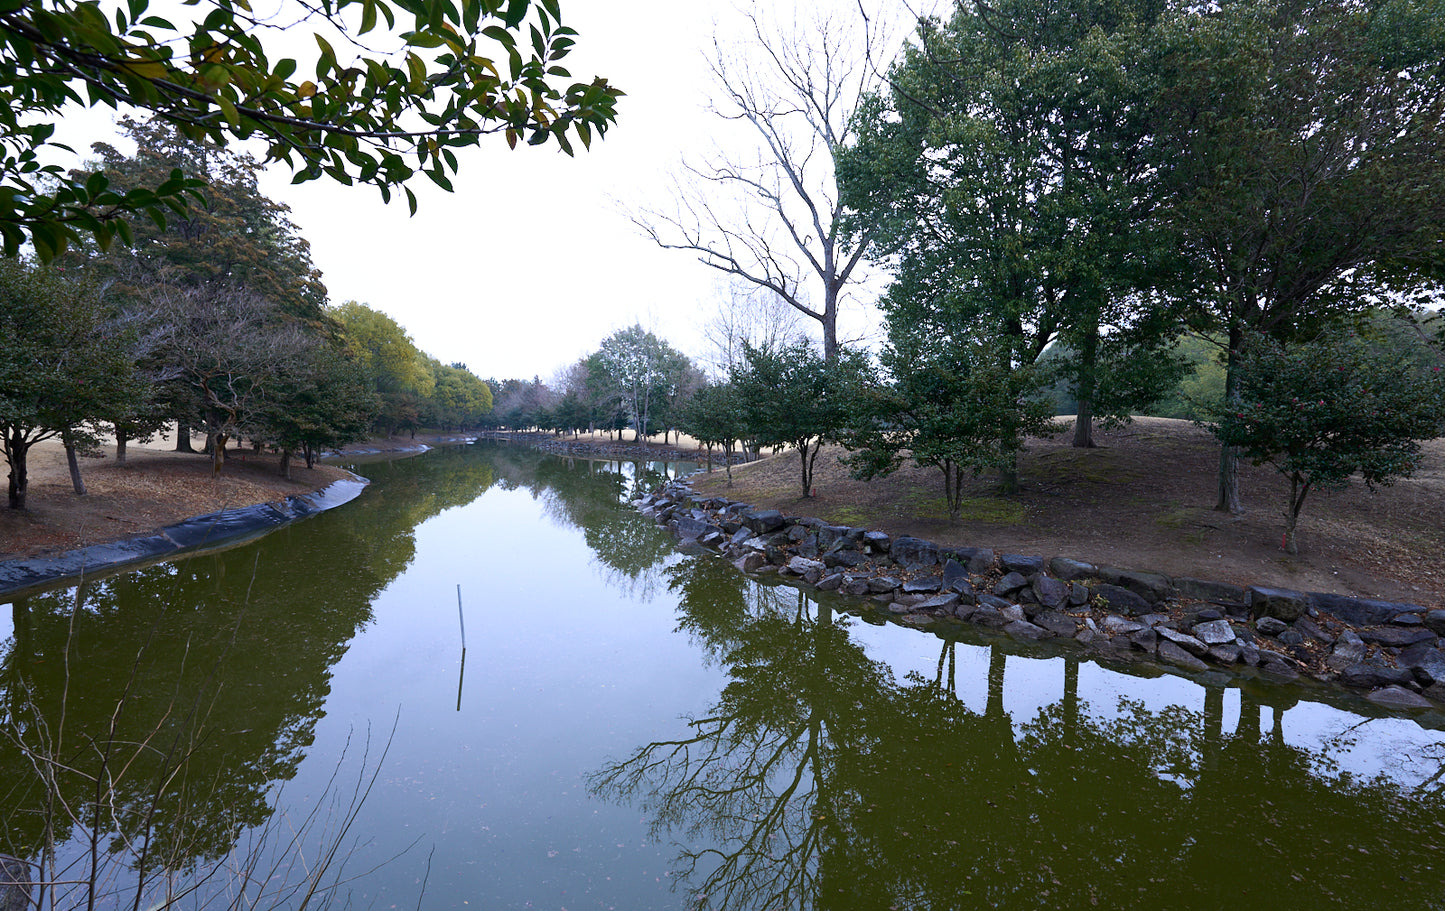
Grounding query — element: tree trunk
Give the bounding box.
[998,455,1020,495]
[1215,327,1245,513]
[304,443,316,469]
[280,448,292,480]
[1072,323,1099,448]
[1072,398,1095,448]
[211,433,227,477]
[1284,474,1310,554]
[115,429,129,464]
[5,432,29,508]
[175,421,195,453]
[986,644,1006,720]
[63,434,87,495]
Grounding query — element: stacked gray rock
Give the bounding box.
[636,481,1441,709]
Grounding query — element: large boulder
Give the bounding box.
[1035,611,1080,637]
[1366,686,1434,710]
[903,575,943,594]
[942,546,996,574]
[1358,627,1436,648]
[1048,557,1096,581]
[1310,592,1423,626]
[1092,583,1151,617]
[942,559,972,594]
[914,592,961,612]
[1249,587,1309,622]
[1176,577,1247,604]
[1340,663,1415,689]
[741,508,787,534]
[672,516,713,542]
[994,572,1030,597]
[1033,575,1070,610]
[1099,566,1172,603]
[1400,644,1445,686]
[892,536,940,570]
[1192,619,1238,646]
[816,525,856,550]
[1001,553,1045,575]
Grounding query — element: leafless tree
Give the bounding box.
[700,278,809,378]
[148,285,315,475]
[635,3,888,361]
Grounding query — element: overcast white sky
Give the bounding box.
[53,0,908,382]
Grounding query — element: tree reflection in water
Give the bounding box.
[594,554,1445,911]
[0,443,500,907]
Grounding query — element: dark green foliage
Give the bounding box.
[1148,0,1445,508]
[1,0,621,258]
[1211,329,1445,553]
[732,342,866,497]
[72,117,330,327]
[0,258,142,507]
[845,330,1057,515]
[678,382,747,481]
[841,0,1187,449]
[259,343,377,474]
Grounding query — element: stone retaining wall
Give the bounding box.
[638,478,1444,712]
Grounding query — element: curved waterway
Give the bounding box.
[2,441,1443,910]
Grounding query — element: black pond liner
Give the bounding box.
[0,476,369,600]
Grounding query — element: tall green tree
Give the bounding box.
[75,117,329,326]
[0,259,140,508]
[423,359,494,430]
[258,342,377,476]
[842,0,1186,449]
[333,300,434,435]
[1,0,621,258]
[1148,0,1445,511]
[678,381,747,482]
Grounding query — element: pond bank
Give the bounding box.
[641,477,1445,716]
[0,476,369,599]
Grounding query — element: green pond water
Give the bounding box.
[2,441,1444,910]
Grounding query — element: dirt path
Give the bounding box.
[688,417,1445,607]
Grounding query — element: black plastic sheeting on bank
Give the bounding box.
[0,477,369,600]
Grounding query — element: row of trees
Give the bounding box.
[834,0,1445,518]
[635,0,1445,554]
[0,119,495,509]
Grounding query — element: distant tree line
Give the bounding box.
[0,118,494,509]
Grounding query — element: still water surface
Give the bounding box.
[3,441,1444,909]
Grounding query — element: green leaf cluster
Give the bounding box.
[1211,328,1445,551]
[731,341,867,497]
[0,258,143,506]
[1,0,622,257]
